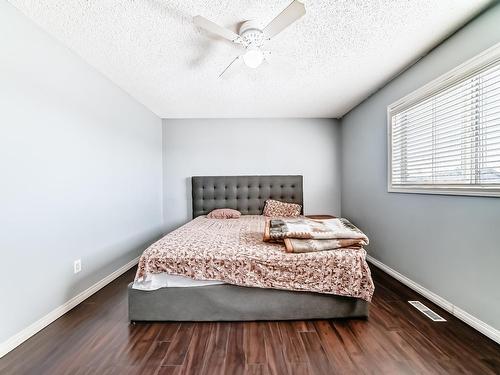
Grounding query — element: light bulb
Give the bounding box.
[243,48,264,69]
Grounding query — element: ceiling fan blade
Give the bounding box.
[218,56,241,78]
[263,0,305,39]
[194,16,241,43]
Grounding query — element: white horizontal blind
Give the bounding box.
[389,46,500,195]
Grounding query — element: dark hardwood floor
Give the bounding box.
[1,266,498,375]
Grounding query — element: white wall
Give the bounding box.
[341,4,500,330]
[162,118,341,231]
[0,3,163,345]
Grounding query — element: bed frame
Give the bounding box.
[128,175,369,321]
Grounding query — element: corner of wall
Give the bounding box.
[161,119,166,234]
[338,117,345,217]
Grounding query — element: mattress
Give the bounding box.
[135,215,374,301]
[132,273,225,290]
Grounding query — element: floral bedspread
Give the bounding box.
[135,215,374,301]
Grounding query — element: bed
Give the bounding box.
[128,175,372,321]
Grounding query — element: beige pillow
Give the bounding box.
[263,199,301,217]
[207,208,241,219]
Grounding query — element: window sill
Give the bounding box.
[388,186,500,198]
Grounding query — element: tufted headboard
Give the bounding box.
[191,175,303,218]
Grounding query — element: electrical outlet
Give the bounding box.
[74,259,81,274]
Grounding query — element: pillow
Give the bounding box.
[263,199,301,217]
[207,208,241,219]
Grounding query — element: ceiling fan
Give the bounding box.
[193,0,306,77]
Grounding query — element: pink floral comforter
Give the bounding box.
[135,215,374,301]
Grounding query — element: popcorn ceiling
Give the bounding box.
[7,0,491,118]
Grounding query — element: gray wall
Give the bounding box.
[162,118,341,232]
[0,4,163,344]
[341,4,500,329]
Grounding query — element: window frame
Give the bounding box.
[387,42,500,198]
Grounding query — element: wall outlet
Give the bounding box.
[74,259,82,274]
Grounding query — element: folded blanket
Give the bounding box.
[283,237,366,253]
[264,217,369,253]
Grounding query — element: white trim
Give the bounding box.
[387,42,500,197]
[367,255,500,344]
[388,42,500,113]
[387,186,500,197]
[0,256,140,358]
[2,255,497,358]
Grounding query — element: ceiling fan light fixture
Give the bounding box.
[194,1,306,76]
[243,48,264,68]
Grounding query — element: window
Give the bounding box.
[388,43,500,197]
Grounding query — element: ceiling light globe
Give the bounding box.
[243,48,264,68]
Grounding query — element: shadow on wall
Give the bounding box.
[64,227,163,304]
[161,177,193,235]
[185,177,192,222]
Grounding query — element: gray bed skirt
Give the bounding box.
[128,283,369,321]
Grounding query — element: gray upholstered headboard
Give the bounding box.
[192,175,303,218]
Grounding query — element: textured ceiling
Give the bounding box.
[8,0,492,118]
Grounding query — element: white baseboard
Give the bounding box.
[2,255,497,358]
[0,256,140,358]
[367,255,500,344]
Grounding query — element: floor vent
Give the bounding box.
[408,301,446,322]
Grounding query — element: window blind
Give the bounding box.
[389,45,500,196]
